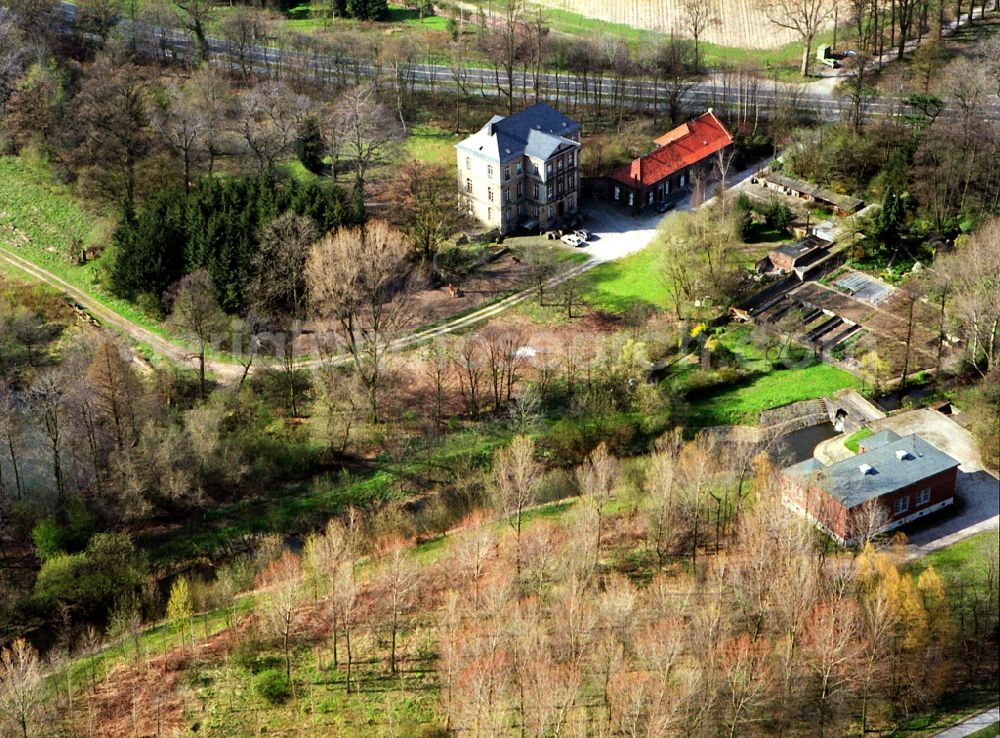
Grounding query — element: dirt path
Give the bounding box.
[0,243,597,379]
[0,245,247,378]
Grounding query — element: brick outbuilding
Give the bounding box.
[782,431,959,544]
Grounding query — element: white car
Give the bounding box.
[574,228,593,241]
[561,233,585,247]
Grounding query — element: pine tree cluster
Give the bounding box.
[109,175,360,313]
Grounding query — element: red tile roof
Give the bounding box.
[608,111,733,187]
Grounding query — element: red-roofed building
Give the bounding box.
[606,110,733,210]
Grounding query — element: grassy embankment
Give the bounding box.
[844,427,874,453]
[576,242,860,427]
[0,155,229,367]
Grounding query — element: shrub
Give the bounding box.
[762,200,793,230]
[680,367,761,399]
[537,468,577,503]
[255,668,291,705]
[31,518,66,561]
[33,533,147,615]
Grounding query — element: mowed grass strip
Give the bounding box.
[686,360,860,426]
[580,244,670,312]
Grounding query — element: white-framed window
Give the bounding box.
[628,191,634,206]
[546,163,553,176]
[568,152,574,167]
[516,162,523,175]
[648,191,654,205]
[679,173,687,187]
[614,186,620,201]
[531,162,539,175]
[503,188,510,203]
[516,182,523,196]
[533,184,540,198]
[488,165,494,178]
[916,488,931,506]
[488,187,494,202]
[893,496,910,516]
[465,178,472,193]
[465,157,471,169]
[558,158,564,171]
[504,165,510,180]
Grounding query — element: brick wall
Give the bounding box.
[782,466,958,541]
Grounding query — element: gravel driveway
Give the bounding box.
[577,158,766,264]
[871,409,1000,556]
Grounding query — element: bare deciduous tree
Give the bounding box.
[576,442,620,570]
[259,551,303,684]
[492,435,541,578]
[306,220,413,422]
[0,638,44,738]
[166,269,229,398]
[756,0,838,76]
[334,84,402,196]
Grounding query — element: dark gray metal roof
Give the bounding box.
[785,433,959,509]
[773,235,831,262]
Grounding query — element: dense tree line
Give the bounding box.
[109,174,358,313]
[4,432,996,737]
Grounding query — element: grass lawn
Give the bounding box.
[881,684,1000,738]
[579,243,670,313]
[404,123,463,166]
[844,427,873,453]
[686,360,861,426]
[908,530,1000,593]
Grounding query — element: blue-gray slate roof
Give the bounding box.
[456,103,581,164]
[784,433,959,509]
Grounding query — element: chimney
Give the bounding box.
[630,158,642,181]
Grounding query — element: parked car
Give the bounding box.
[561,233,585,247]
[655,200,675,214]
[574,228,593,241]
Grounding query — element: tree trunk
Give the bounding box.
[7,434,22,499]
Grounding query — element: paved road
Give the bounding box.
[52,2,1000,123]
[932,707,1000,738]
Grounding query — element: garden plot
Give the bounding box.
[749,275,957,377]
[790,282,945,375]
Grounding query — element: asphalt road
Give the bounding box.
[52,2,1000,123]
